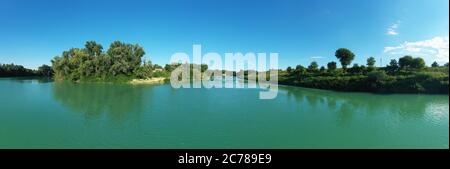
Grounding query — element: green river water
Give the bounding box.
[0,77,448,148]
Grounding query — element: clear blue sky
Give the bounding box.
[0,0,448,69]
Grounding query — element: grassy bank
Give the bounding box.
[278,67,449,94]
[275,48,449,94]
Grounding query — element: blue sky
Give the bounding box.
[0,0,448,69]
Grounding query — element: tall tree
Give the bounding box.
[294,65,306,79]
[367,57,376,67]
[107,41,145,76]
[335,48,355,72]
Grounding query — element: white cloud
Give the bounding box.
[387,21,400,36]
[387,30,398,35]
[310,56,324,59]
[384,36,449,63]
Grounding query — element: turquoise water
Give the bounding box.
[0,77,448,148]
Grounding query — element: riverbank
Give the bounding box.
[129,77,166,85]
[277,69,449,94]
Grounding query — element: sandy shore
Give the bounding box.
[129,77,166,85]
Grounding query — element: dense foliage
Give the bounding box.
[3,43,448,94]
[335,48,355,71]
[51,41,165,82]
[280,49,449,94]
[0,63,35,77]
[50,41,211,83]
[0,63,53,77]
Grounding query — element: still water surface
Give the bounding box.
[0,77,448,148]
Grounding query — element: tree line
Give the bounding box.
[0,63,53,77]
[280,48,449,94]
[51,41,211,82]
[51,41,148,82]
[2,43,449,94]
[2,41,209,82]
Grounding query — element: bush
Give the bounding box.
[367,71,388,82]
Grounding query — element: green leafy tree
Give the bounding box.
[398,55,414,69]
[153,64,163,69]
[51,41,147,82]
[85,41,103,57]
[286,66,292,73]
[295,65,304,72]
[107,41,145,76]
[411,57,426,69]
[164,63,182,72]
[431,61,439,68]
[307,61,319,73]
[319,66,326,73]
[366,57,376,72]
[327,61,337,72]
[386,59,399,73]
[135,61,154,79]
[200,64,209,72]
[294,65,306,79]
[37,64,53,77]
[367,57,376,67]
[335,48,355,72]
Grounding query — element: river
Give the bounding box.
[0,77,448,148]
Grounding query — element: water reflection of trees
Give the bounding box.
[8,77,53,84]
[52,82,145,124]
[281,86,448,124]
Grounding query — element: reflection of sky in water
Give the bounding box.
[180,76,274,90]
[425,101,449,124]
